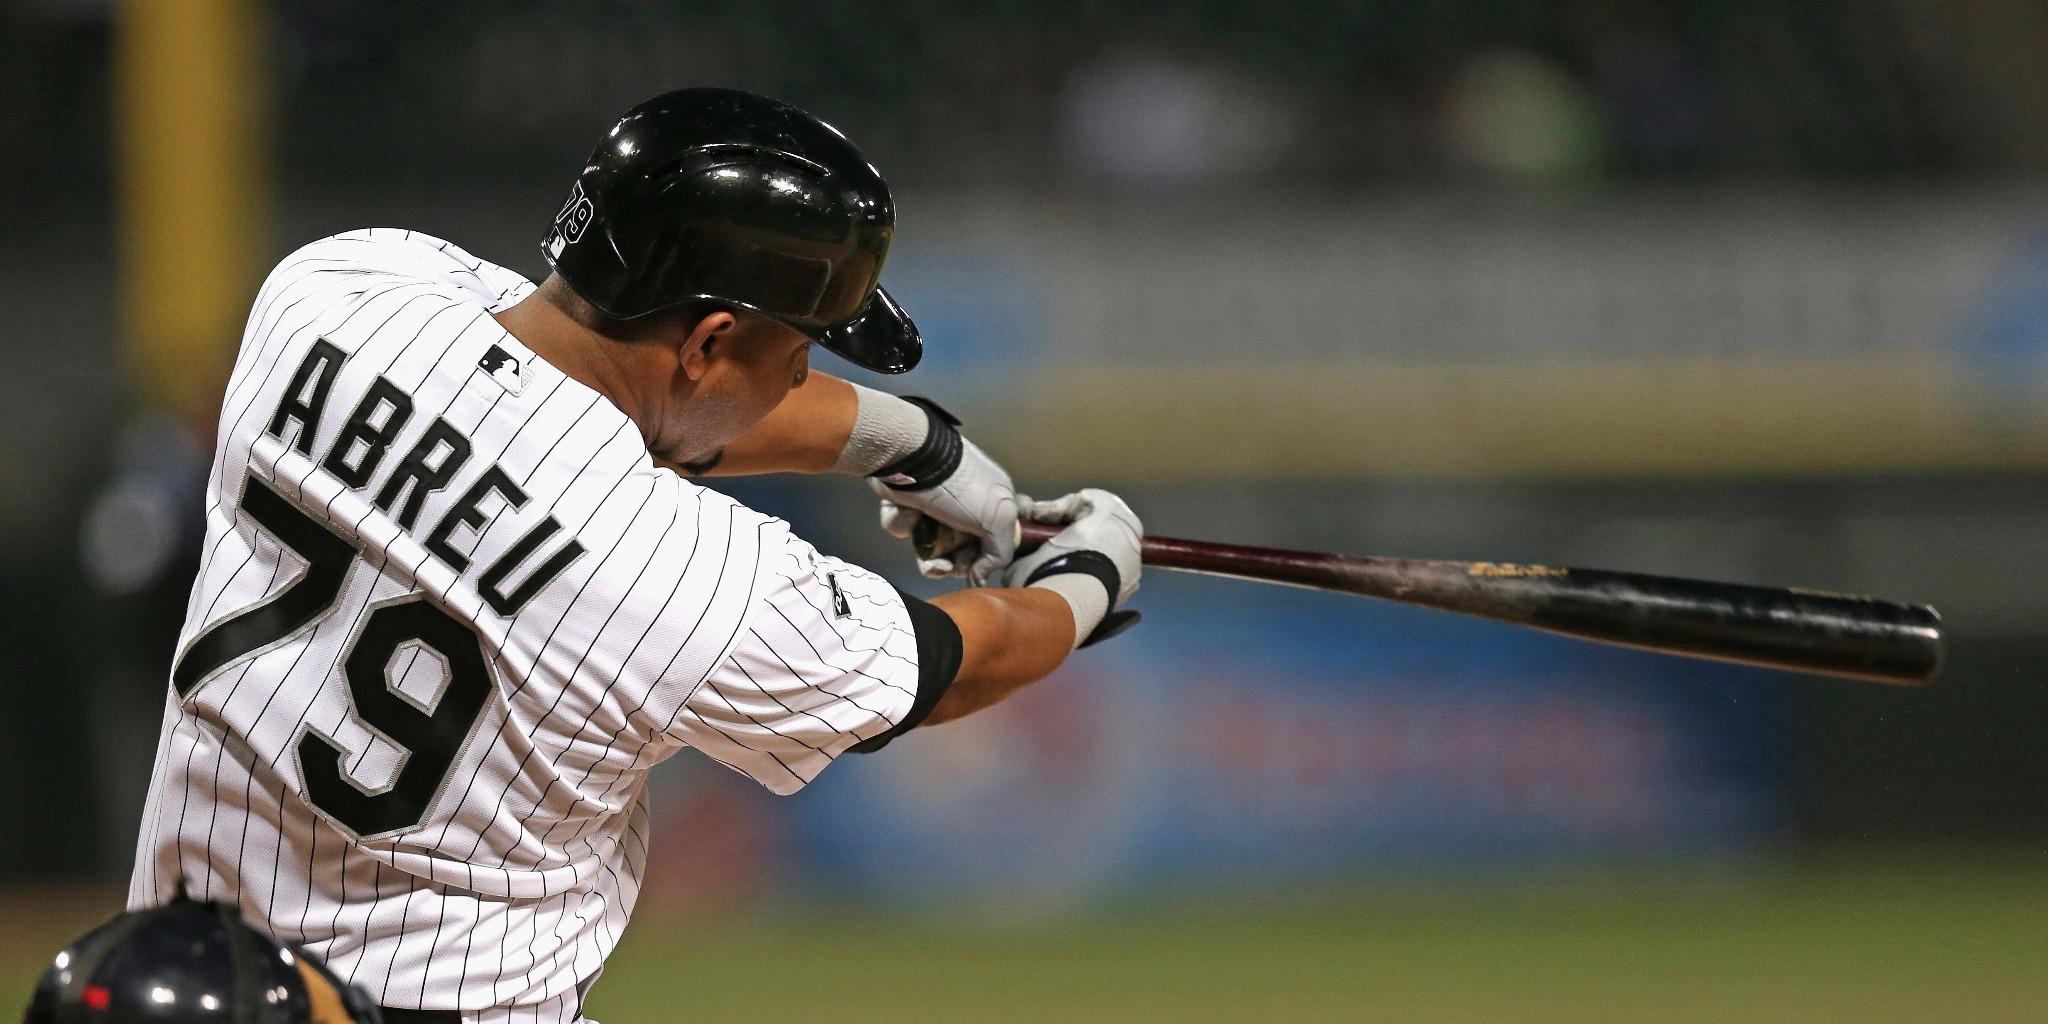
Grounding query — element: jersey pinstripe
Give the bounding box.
[128,229,923,1022]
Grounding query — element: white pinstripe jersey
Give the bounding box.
[129,229,923,1022]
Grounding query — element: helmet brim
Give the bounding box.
[816,286,921,374]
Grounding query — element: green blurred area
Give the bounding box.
[11,852,2044,1023]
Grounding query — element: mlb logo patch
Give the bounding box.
[479,344,526,395]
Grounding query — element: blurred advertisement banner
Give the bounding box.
[766,580,1788,905]
[881,193,2048,480]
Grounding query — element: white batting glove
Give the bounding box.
[869,437,1022,585]
[833,386,1023,586]
[1001,488,1144,648]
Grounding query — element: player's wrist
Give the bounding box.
[851,389,970,489]
[1023,551,1119,649]
[838,389,964,488]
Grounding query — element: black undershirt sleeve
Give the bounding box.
[850,589,963,753]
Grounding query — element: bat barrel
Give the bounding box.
[1429,566,1945,685]
[1016,522,1943,685]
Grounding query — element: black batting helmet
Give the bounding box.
[543,87,922,374]
[23,894,381,1024]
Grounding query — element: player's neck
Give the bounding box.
[493,297,658,440]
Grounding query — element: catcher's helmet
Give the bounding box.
[543,87,921,374]
[23,894,381,1024]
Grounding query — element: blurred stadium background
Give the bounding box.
[6,1,2048,1020]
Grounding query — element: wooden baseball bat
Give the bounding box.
[1014,521,1942,685]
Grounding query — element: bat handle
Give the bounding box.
[1018,520,1055,550]
[1019,518,1183,565]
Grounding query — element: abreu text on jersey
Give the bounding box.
[265,337,584,618]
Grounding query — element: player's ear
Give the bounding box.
[676,310,738,381]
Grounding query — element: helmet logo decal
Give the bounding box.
[551,180,595,248]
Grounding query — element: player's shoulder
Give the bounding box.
[269,226,479,270]
[640,471,800,593]
[263,227,431,283]
[257,228,533,313]
[689,485,863,616]
[640,467,794,554]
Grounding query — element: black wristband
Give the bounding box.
[870,396,963,492]
[1022,550,1122,609]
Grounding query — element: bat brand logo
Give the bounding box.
[1466,562,1568,578]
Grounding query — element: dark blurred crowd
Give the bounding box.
[9,0,2048,207]
[290,0,2048,188]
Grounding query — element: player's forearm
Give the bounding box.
[690,372,860,476]
[679,373,941,481]
[921,588,1076,726]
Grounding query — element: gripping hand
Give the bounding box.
[1000,488,1144,648]
[868,399,1022,586]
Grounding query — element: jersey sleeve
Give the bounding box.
[666,537,930,795]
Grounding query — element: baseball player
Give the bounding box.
[128,88,1143,1024]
